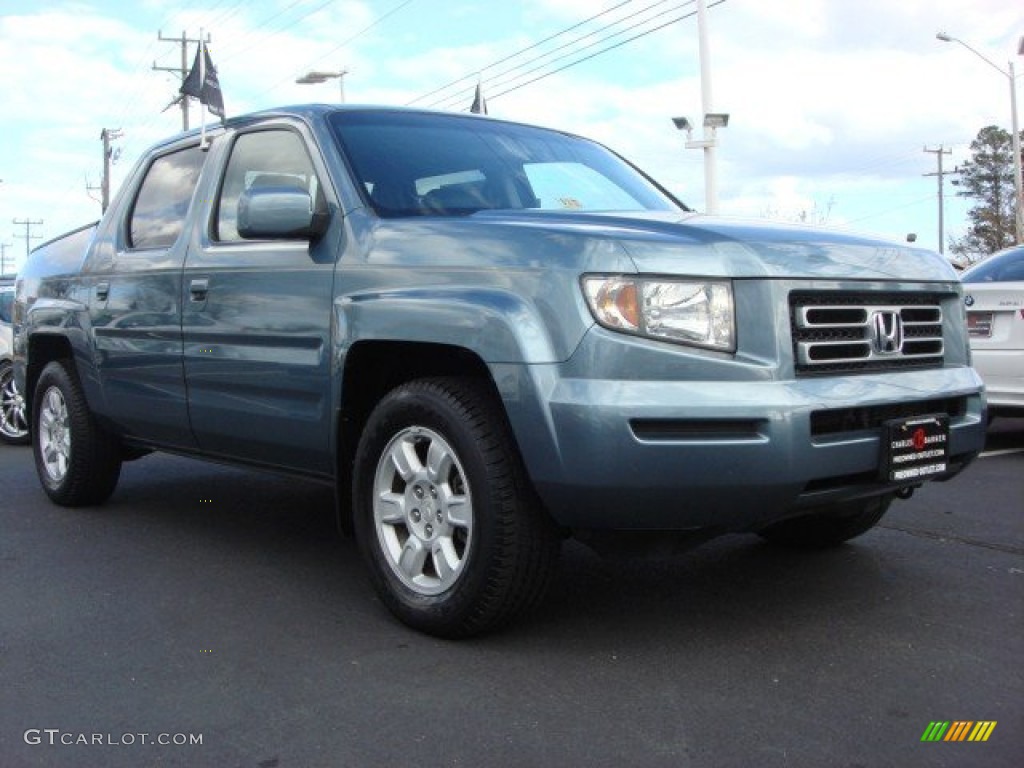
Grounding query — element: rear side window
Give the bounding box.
[128,145,206,250]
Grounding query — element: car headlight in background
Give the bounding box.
[582,275,735,352]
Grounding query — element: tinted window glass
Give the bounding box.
[216,130,320,242]
[524,162,646,210]
[128,146,206,249]
[962,247,1024,283]
[330,110,680,218]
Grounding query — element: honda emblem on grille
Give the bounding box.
[872,310,903,355]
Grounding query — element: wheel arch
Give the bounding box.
[334,340,502,532]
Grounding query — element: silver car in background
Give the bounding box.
[962,245,1024,418]
[1,283,30,444]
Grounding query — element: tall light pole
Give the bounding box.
[296,68,348,102]
[672,0,728,214]
[937,32,1023,244]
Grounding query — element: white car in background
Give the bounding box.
[1,283,30,444]
[962,245,1024,419]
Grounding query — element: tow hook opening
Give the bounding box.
[895,485,919,500]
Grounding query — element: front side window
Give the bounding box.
[330,110,681,218]
[128,145,206,249]
[216,130,320,242]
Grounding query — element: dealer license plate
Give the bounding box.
[881,414,949,483]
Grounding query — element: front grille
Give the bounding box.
[790,292,945,375]
[810,397,967,437]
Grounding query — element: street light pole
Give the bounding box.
[672,1,729,215]
[937,32,1023,244]
[696,0,718,214]
[1010,59,1023,243]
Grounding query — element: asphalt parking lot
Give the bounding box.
[1,419,1021,768]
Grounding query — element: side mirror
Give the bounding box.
[237,186,329,240]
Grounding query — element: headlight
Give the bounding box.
[582,275,735,351]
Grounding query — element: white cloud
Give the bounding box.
[1,0,1022,269]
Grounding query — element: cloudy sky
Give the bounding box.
[1,0,1022,273]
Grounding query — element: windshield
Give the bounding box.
[329,110,682,218]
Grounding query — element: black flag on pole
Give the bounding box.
[470,81,487,115]
[180,42,225,121]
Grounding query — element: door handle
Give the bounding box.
[95,281,110,302]
[189,278,209,302]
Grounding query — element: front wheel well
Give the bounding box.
[335,341,499,529]
[339,340,496,457]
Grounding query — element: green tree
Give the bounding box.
[949,125,1021,262]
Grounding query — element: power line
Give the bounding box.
[846,194,936,224]
[406,0,639,107]
[259,0,420,99]
[216,0,319,64]
[305,0,419,66]
[202,0,248,30]
[485,0,726,106]
[12,218,44,261]
[411,0,726,113]
[428,0,687,111]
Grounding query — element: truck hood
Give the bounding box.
[460,210,957,282]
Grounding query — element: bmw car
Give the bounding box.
[962,245,1024,418]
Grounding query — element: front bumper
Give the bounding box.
[497,359,986,532]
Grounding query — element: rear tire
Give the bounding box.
[353,377,560,638]
[757,495,891,549]
[32,361,122,506]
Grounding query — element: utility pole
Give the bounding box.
[12,218,43,262]
[153,30,210,131]
[99,128,123,213]
[923,145,954,254]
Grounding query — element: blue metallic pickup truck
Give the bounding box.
[14,106,986,636]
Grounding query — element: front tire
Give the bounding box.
[353,377,559,638]
[757,495,892,549]
[32,361,122,506]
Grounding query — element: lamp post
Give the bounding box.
[672,0,728,214]
[295,68,348,102]
[937,32,1023,244]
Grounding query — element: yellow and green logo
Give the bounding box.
[921,721,996,742]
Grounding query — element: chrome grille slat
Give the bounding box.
[790,293,945,375]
